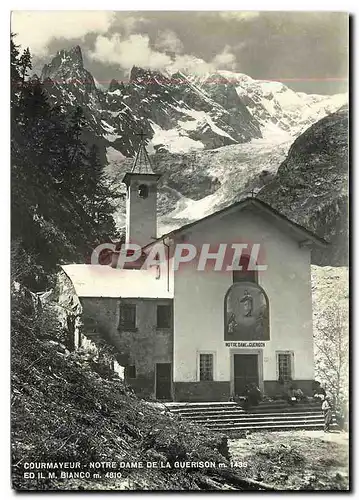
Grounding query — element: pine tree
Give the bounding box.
[10,34,21,108]
[85,144,117,234]
[11,34,117,289]
[19,47,32,84]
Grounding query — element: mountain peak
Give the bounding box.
[56,45,83,68]
[67,45,83,66]
[130,66,163,82]
[109,78,120,92]
[41,45,84,81]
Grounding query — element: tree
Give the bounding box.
[10,34,21,108]
[19,47,32,84]
[84,144,117,229]
[314,303,349,410]
[11,34,117,289]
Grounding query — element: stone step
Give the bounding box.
[181,413,327,423]
[166,402,322,413]
[171,408,245,416]
[250,405,322,413]
[165,402,239,411]
[208,422,333,432]
[177,407,322,417]
[249,408,322,414]
[192,419,337,429]
[164,401,334,434]
[203,418,336,429]
[179,411,256,419]
[198,415,332,425]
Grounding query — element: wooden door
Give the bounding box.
[233,354,259,396]
[155,363,172,400]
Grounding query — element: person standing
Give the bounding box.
[322,396,332,432]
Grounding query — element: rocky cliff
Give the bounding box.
[259,106,348,265]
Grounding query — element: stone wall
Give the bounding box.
[174,382,231,402]
[80,297,173,399]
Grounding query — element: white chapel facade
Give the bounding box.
[61,140,327,402]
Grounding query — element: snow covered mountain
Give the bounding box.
[40,46,262,160]
[39,46,346,161]
[213,71,347,137]
[38,46,348,266]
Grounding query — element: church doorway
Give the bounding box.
[155,363,172,400]
[233,354,259,396]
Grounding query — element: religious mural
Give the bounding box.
[224,283,269,341]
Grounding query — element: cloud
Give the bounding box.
[90,31,238,76]
[11,11,115,56]
[13,11,239,76]
[154,30,184,54]
[212,45,237,70]
[171,47,238,75]
[171,54,215,76]
[89,33,172,70]
[115,15,150,35]
[90,32,218,76]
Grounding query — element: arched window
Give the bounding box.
[224,282,269,341]
[138,184,149,198]
[233,254,257,284]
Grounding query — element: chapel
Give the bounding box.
[60,138,327,401]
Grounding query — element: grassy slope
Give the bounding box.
[11,294,239,491]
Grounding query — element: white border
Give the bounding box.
[2,3,353,498]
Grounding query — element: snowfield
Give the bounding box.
[157,131,292,235]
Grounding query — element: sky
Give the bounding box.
[11,11,349,94]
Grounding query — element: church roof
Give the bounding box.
[145,197,328,248]
[122,134,161,186]
[61,265,173,299]
[131,137,154,174]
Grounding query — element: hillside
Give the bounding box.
[259,106,348,266]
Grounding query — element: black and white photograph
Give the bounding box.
[10,9,349,491]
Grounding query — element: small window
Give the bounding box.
[278,353,293,383]
[138,184,149,198]
[157,305,172,329]
[233,255,257,283]
[199,353,214,381]
[119,303,136,330]
[127,365,136,379]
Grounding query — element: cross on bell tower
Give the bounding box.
[122,131,161,248]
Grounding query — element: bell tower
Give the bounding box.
[122,133,161,248]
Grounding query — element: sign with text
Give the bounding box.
[225,341,266,348]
